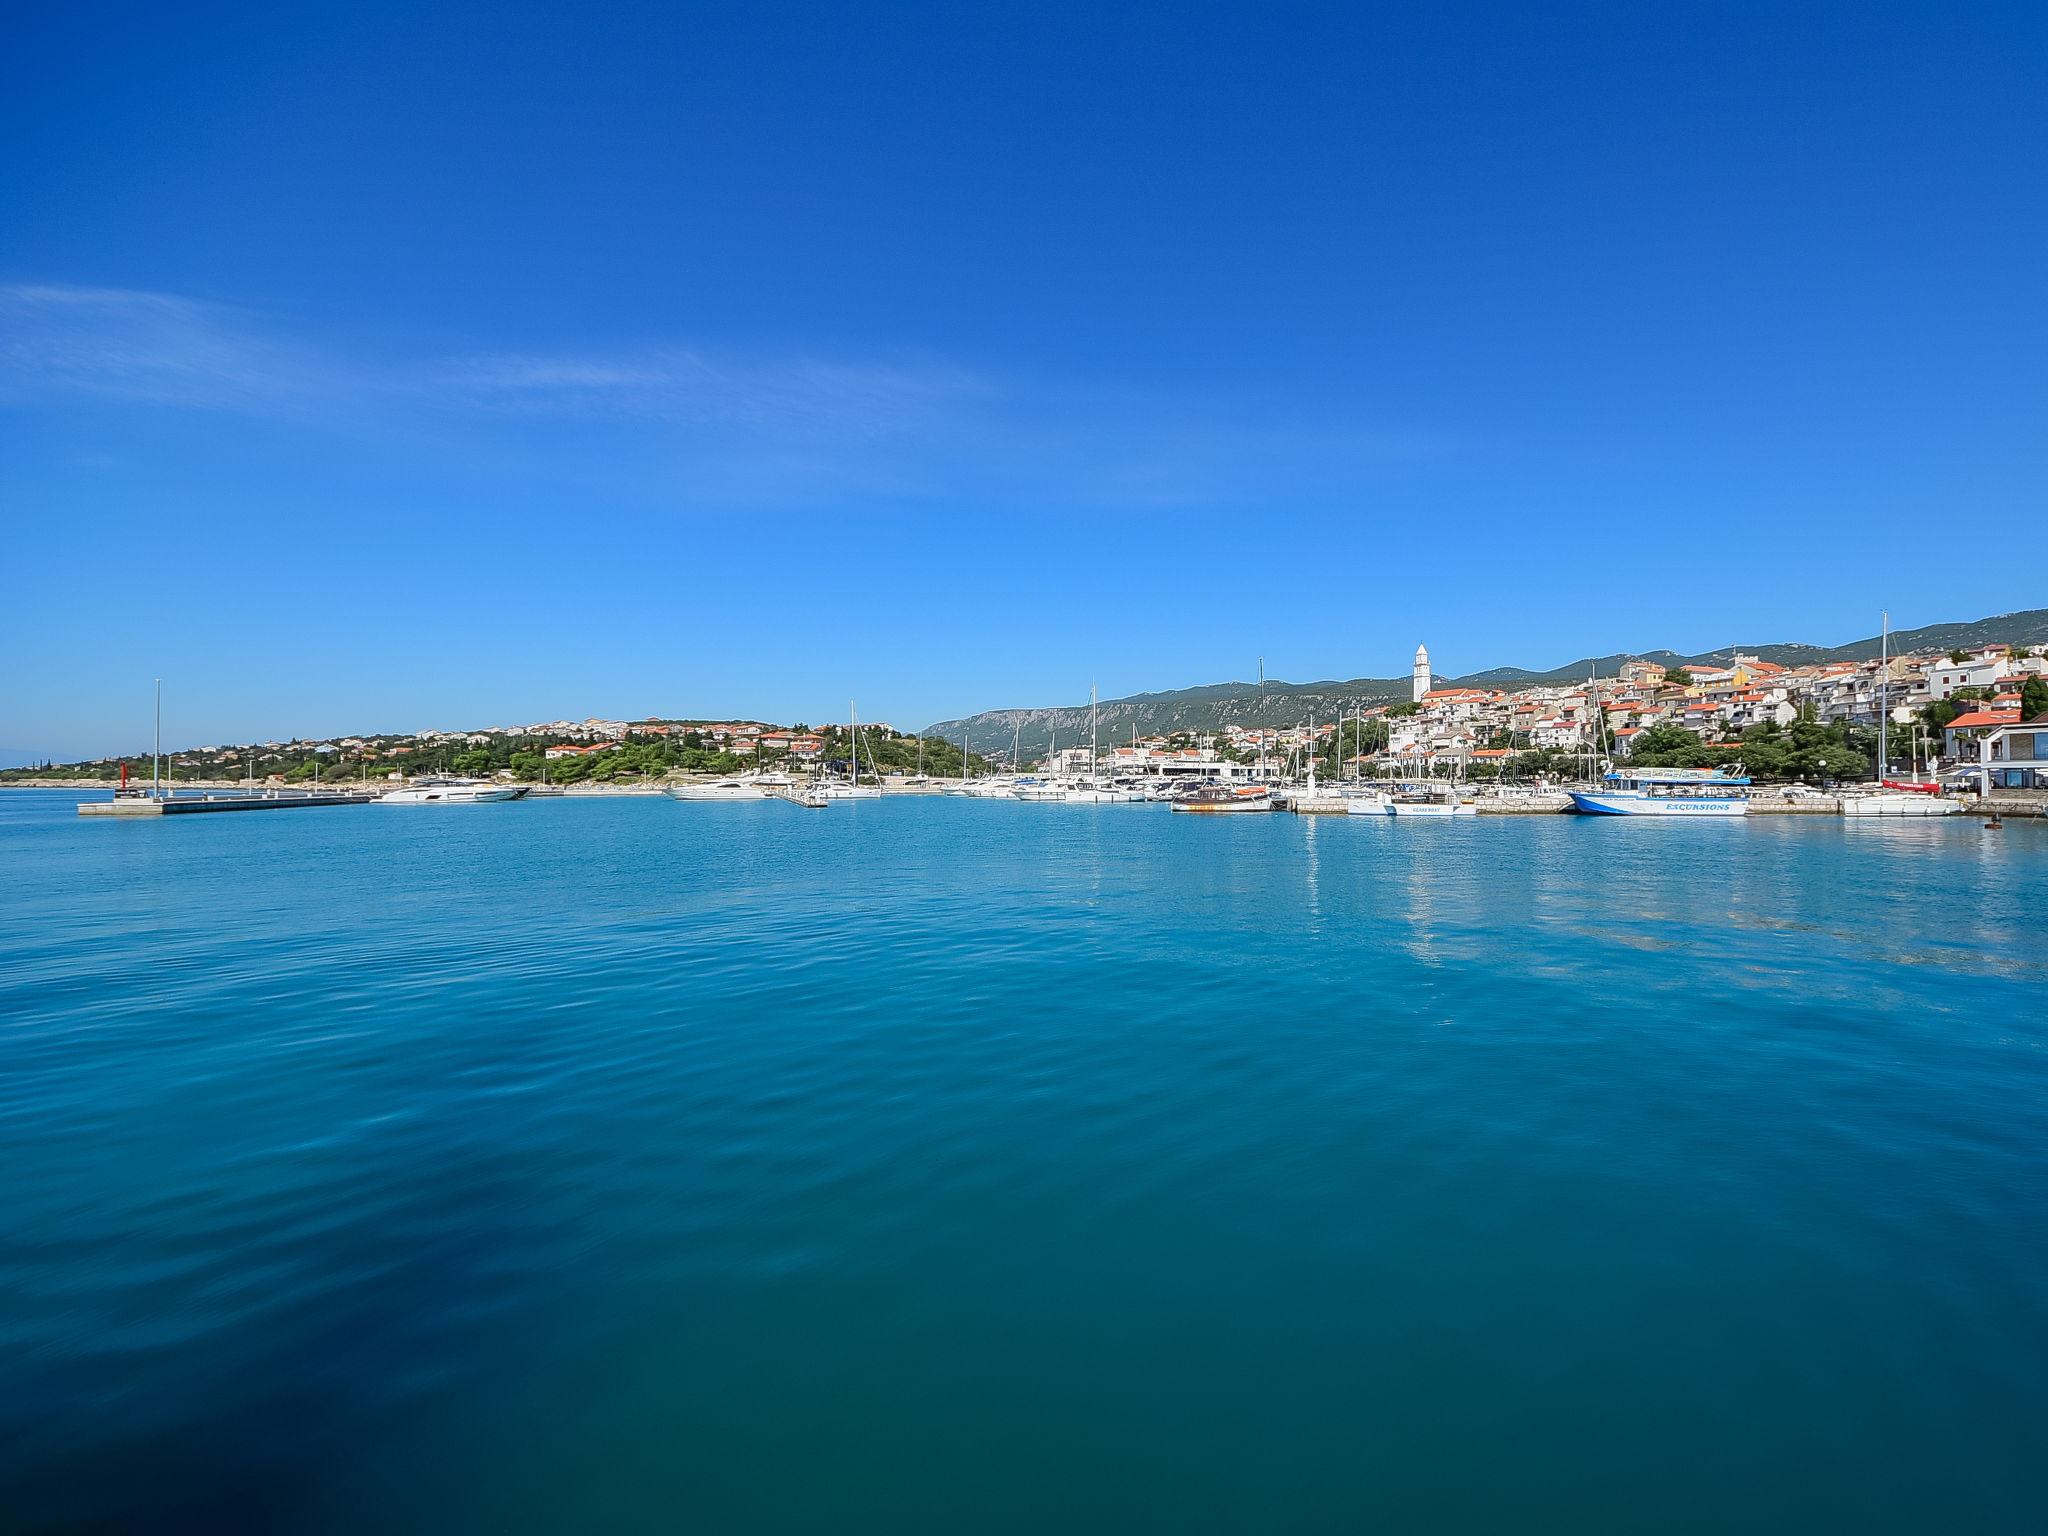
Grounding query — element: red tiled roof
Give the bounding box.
[1945,710,2020,730]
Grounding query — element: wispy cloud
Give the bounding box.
[1,281,1451,509]
[0,284,335,412]
[438,349,985,437]
[0,282,979,440]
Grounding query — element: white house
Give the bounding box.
[1928,656,2007,700]
[1976,715,2048,790]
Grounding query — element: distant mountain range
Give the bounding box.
[924,608,2048,759]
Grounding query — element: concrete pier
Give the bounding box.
[80,790,377,817]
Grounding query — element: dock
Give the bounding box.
[80,790,378,817]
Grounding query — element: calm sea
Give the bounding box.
[2,789,2044,1532]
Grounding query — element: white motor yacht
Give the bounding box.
[377,777,528,805]
[665,779,770,802]
[1060,780,1143,803]
[815,779,884,800]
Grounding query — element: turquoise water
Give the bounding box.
[3,789,2044,1532]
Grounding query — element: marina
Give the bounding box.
[65,769,2036,821]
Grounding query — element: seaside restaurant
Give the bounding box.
[1978,716,2048,790]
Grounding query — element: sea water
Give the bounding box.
[2,790,2043,1532]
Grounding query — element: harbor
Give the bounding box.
[55,775,2044,820]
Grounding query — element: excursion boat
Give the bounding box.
[1170,785,1275,814]
[1342,784,1474,816]
[1569,769,1751,817]
[377,776,528,805]
[1343,790,1395,815]
[665,779,770,802]
[1383,791,1476,817]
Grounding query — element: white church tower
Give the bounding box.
[1412,643,1432,703]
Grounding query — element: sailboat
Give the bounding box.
[1014,725,1066,800]
[817,702,884,799]
[1842,611,1955,817]
[966,719,1025,796]
[1063,683,1141,802]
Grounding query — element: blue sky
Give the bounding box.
[3,2,2043,760]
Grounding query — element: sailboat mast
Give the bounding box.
[1090,683,1098,779]
[1878,610,1889,780]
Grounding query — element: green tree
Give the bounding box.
[1662,666,1694,687]
[2021,676,2048,720]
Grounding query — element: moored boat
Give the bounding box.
[1384,792,1476,817]
[1841,614,1955,817]
[1840,789,1956,817]
[817,700,885,799]
[1170,785,1275,813]
[665,779,770,802]
[1569,769,1750,816]
[377,777,528,805]
[1060,780,1144,803]
[815,780,883,800]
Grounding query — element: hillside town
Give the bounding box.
[11,637,2047,794]
[1052,640,2048,790]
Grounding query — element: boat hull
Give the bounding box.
[377,786,526,804]
[1568,791,1747,817]
[664,785,768,801]
[1171,790,1275,813]
[1840,793,1956,817]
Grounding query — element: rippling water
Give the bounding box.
[3,789,2044,1531]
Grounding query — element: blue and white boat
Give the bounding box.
[1569,769,1751,817]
